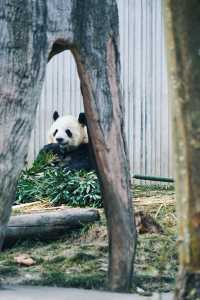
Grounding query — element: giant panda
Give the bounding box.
[48,111,88,149]
[38,111,95,171]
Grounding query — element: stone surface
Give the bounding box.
[0,286,173,300]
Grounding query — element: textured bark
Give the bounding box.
[165,1,200,299]
[4,208,99,247]
[0,0,48,250]
[0,0,136,291]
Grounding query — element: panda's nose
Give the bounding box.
[56,138,64,144]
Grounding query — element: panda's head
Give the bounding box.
[48,111,88,149]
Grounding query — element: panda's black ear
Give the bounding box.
[78,113,87,127]
[53,111,59,121]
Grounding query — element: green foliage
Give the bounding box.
[16,152,102,208]
[37,270,105,289]
[26,152,56,174]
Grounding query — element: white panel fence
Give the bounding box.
[28,0,173,179]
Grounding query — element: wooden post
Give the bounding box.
[0,0,136,291]
[165,1,200,299]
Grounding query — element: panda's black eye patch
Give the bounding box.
[53,129,58,137]
[66,129,72,138]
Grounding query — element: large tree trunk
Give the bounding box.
[164,2,200,299]
[0,0,136,291]
[0,1,48,250]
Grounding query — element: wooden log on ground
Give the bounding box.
[4,208,99,247]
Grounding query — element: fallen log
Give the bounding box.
[4,208,100,248]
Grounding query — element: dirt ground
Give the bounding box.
[0,186,177,297]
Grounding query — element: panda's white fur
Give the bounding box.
[48,114,88,149]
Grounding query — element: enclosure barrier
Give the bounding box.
[133,175,174,183]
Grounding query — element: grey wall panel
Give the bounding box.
[27,0,172,179]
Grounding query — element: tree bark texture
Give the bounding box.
[165,1,200,299]
[0,0,136,291]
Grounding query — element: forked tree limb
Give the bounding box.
[0,0,136,291]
